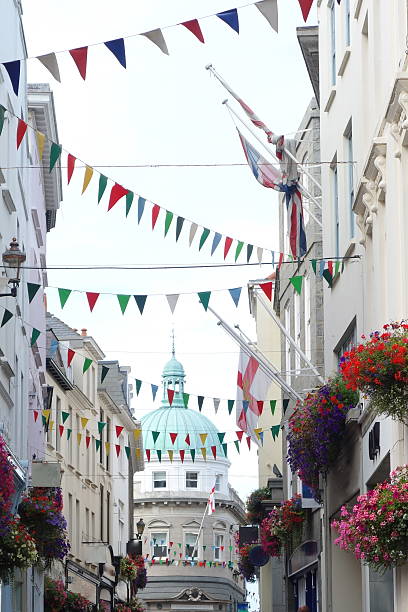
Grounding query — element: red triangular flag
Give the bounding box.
[236,430,244,442]
[16,119,27,149]
[298,0,314,21]
[278,252,284,269]
[108,183,128,211]
[33,410,39,422]
[67,154,76,184]
[328,260,333,276]
[181,20,205,43]
[69,46,88,80]
[170,432,178,444]
[246,436,251,450]
[259,281,273,301]
[179,449,185,463]
[67,348,75,367]
[211,445,217,459]
[185,434,191,446]
[115,425,124,438]
[146,449,151,462]
[257,400,264,415]
[86,435,91,448]
[115,444,121,457]
[86,292,100,312]
[224,237,233,260]
[59,425,64,437]
[167,388,175,405]
[169,541,174,548]
[152,204,160,229]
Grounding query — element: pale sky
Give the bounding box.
[22,0,315,509]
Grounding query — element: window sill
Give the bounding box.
[324,87,336,112]
[338,47,351,77]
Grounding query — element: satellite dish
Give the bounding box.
[248,545,269,567]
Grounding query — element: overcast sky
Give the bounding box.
[23,0,315,506]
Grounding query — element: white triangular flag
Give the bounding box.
[255,0,278,33]
[142,29,169,55]
[257,247,263,264]
[213,398,220,414]
[37,53,61,82]
[166,294,179,314]
[189,223,198,246]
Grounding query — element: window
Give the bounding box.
[284,303,291,384]
[336,322,357,368]
[100,485,104,541]
[153,471,166,488]
[106,417,111,471]
[214,534,224,561]
[186,472,198,488]
[85,508,90,541]
[345,122,355,238]
[332,160,340,257]
[184,532,198,560]
[76,414,80,470]
[330,0,336,85]
[76,499,80,553]
[304,274,311,360]
[91,512,95,541]
[86,430,90,476]
[55,396,61,452]
[107,491,110,543]
[344,0,351,46]
[68,493,73,543]
[294,292,301,372]
[68,406,73,465]
[151,532,168,558]
[99,409,104,464]
[215,474,222,492]
[301,153,310,227]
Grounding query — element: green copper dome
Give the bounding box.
[162,357,185,377]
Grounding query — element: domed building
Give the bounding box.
[134,351,246,612]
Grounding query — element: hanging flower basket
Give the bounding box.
[260,495,304,558]
[0,518,38,583]
[245,487,272,525]
[340,322,408,421]
[44,577,67,611]
[332,465,408,572]
[0,436,15,538]
[64,591,93,611]
[287,376,359,499]
[116,599,146,612]
[237,543,257,582]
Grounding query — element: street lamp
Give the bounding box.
[126,518,145,557]
[1,238,26,298]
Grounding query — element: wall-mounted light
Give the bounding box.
[1,238,26,298]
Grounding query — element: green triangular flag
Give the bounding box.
[0,105,6,136]
[282,398,289,413]
[334,260,341,277]
[49,142,62,172]
[270,400,277,415]
[235,241,244,262]
[227,400,234,415]
[83,358,92,373]
[222,443,228,457]
[1,309,13,327]
[311,259,317,275]
[152,431,160,444]
[58,288,71,309]
[217,432,225,444]
[30,328,41,346]
[61,411,69,424]
[198,291,211,311]
[42,415,47,427]
[190,449,196,462]
[271,425,280,440]
[322,269,333,288]
[199,228,210,251]
[101,366,109,384]
[98,175,108,203]
[234,440,240,454]
[98,422,106,434]
[164,210,174,236]
[125,446,130,459]
[117,294,131,314]
[67,428,72,440]
[135,379,142,395]
[125,192,134,217]
[183,393,190,408]
[290,275,303,295]
[95,439,101,451]
[27,282,40,303]
[157,449,162,462]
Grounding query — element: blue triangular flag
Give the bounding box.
[228,287,242,307]
[242,400,249,413]
[134,295,147,314]
[176,217,185,242]
[138,197,146,223]
[216,9,239,33]
[211,232,222,255]
[151,384,158,401]
[104,38,126,68]
[319,259,325,276]
[50,339,59,357]
[3,60,21,96]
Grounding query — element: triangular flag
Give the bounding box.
[98,421,106,434]
[185,433,191,446]
[170,433,178,445]
[323,268,333,288]
[235,241,244,261]
[199,433,207,445]
[255,0,278,33]
[166,294,179,314]
[311,259,317,274]
[190,449,196,462]
[30,328,41,346]
[211,446,217,459]
[217,432,225,444]
[58,288,71,309]
[83,358,92,373]
[50,339,59,356]
[183,393,190,408]
[146,449,151,461]
[152,204,160,229]
[69,47,88,79]
[49,143,62,172]
[67,429,72,440]
[36,131,45,160]
[175,217,185,241]
[59,425,64,437]
[234,440,240,454]
[125,191,134,217]
[224,237,233,259]
[86,292,99,312]
[81,166,93,194]
[271,425,280,440]
[0,105,5,136]
[134,295,147,314]
[115,426,124,438]
[242,400,249,413]
[151,384,158,401]
[133,429,141,441]
[298,0,314,21]
[108,183,128,211]
[67,154,76,184]
[246,245,254,263]
[125,446,130,459]
[197,396,204,412]
[105,442,110,455]
[216,9,239,33]
[259,431,264,445]
[227,400,234,415]
[37,53,61,82]
[168,449,174,463]
[211,232,222,255]
[181,20,205,43]
[179,449,185,463]
[213,398,220,414]
[3,60,20,96]
[33,410,39,423]
[228,287,241,307]
[16,119,27,149]
[198,291,211,311]
[101,366,109,384]
[98,175,108,203]
[152,431,160,444]
[334,260,341,277]
[104,38,126,68]
[137,197,146,223]
[42,409,51,420]
[117,294,131,314]
[61,411,69,424]
[156,449,162,462]
[236,431,244,442]
[257,400,264,415]
[201,448,207,461]
[283,398,290,413]
[135,448,141,459]
[135,379,142,395]
[259,281,273,301]
[254,428,263,440]
[67,349,75,367]
[290,275,303,295]
[167,388,175,405]
[189,223,198,246]
[142,29,169,55]
[115,444,121,457]
[164,210,174,236]
[77,433,82,445]
[86,436,91,449]
[199,228,210,251]
[270,400,277,415]
[257,247,263,264]
[222,443,228,457]
[246,436,251,450]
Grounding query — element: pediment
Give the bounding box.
[182,520,200,529]
[177,588,214,602]
[147,519,171,528]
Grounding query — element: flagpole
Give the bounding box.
[192,499,210,563]
[224,100,323,227]
[206,63,323,193]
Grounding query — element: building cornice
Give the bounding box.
[135,497,246,523]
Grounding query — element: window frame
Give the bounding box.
[151,531,168,559]
[184,531,199,560]
[214,532,224,561]
[186,471,198,489]
[153,471,167,489]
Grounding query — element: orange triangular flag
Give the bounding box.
[82,165,93,194]
[199,433,207,445]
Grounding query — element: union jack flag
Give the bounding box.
[238,129,281,189]
[280,183,307,258]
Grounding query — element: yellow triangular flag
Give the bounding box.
[42,409,51,419]
[105,441,110,455]
[77,433,82,445]
[135,447,141,459]
[199,433,207,445]
[201,447,207,461]
[133,429,142,441]
[80,417,89,430]
[36,131,45,160]
[82,165,94,194]
[168,450,174,463]
[49,420,54,431]
[254,428,263,440]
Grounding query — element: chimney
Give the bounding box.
[81,328,87,337]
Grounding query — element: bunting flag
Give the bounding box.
[86,292,100,312]
[58,288,72,308]
[224,237,233,259]
[83,358,92,373]
[104,38,127,68]
[167,388,175,405]
[183,393,190,408]
[3,60,20,95]
[115,426,124,438]
[80,417,89,430]
[98,421,106,434]
[82,166,93,194]
[137,197,146,222]
[67,349,75,367]
[61,411,70,424]
[86,436,91,449]
[69,47,88,80]
[234,440,240,453]
[168,449,174,463]
[156,449,162,462]
[199,433,208,445]
[115,444,121,457]
[271,424,280,440]
[199,228,210,250]
[37,53,61,82]
[270,400,276,415]
[197,396,204,412]
[133,429,142,441]
[135,379,142,395]
[213,398,220,414]
[98,175,108,203]
[0,106,5,136]
[282,398,290,414]
[30,328,41,346]
[211,232,222,255]
[190,449,196,462]
[170,433,178,445]
[125,446,131,459]
[49,143,62,172]
[181,20,205,43]
[134,295,147,314]
[227,400,234,415]
[142,29,169,55]
[33,410,39,423]
[236,431,244,442]
[16,119,28,149]
[298,0,314,21]
[58,425,64,437]
[211,446,217,459]
[259,281,273,301]
[152,431,160,444]
[77,433,82,445]
[105,442,110,455]
[175,216,184,241]
[117,294,131,314]
[198,292,211,311]
[290,275,303,295]
[255,0,278,32]
[185,434,191,446]
[166,294,179,314]
[217,9,239,33]
[95,439,101,451]
[101,366,109,384]
[146,449,151,462]
[179,449,185,463]
[201,448,207,461]
[151,384,158,401]
[126,192,134,217]
[108,183,128,211]
[229,287,242,307]
[152,204,160,229]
